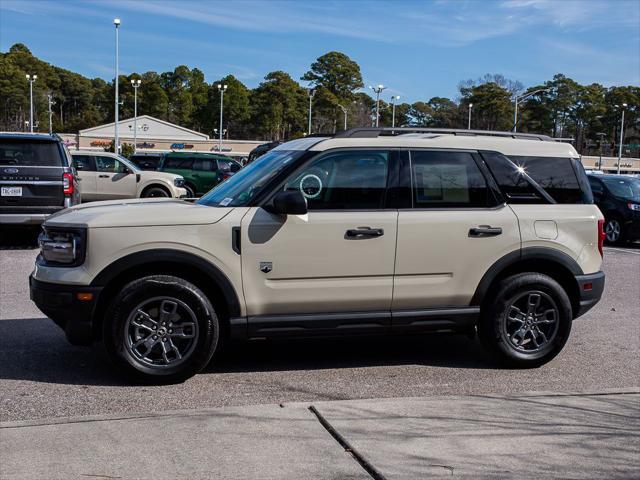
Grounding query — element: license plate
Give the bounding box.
[1,186,22,197]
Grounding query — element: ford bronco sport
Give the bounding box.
[30,128,606,383]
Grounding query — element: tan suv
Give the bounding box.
[71,151,187,201]
[30,128,606,383]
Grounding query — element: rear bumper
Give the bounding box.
[574,271,605,318]
[29,275,102,345]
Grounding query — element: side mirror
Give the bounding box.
[269,190,308,215]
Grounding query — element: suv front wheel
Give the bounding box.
[478,273,572,368]
[103,275,219,384]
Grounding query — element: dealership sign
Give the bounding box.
[90,140,112,147]
[136,142,155,148]
[210,146,232,152]
[171,143,194,150]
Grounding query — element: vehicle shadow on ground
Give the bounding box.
[0,227,40,250]
[0,317,494,387]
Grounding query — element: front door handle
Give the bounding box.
[98,174,109,178]
[469,226,502,237]
[345,227,384,239]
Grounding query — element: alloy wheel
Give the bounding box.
[605,219,621,243]
[124,296,199,368]
[503,291,559,353]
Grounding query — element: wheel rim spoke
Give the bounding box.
[169,322,196,338]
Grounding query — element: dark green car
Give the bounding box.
[157,152,242,197]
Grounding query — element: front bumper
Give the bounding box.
[29,275,102,345]
[574,271,605,318]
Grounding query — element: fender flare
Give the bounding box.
[470,247,583,306]
[91,249,241,317]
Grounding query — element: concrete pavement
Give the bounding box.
[2,390,638,479]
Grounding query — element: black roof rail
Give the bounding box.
[334,127,554,141]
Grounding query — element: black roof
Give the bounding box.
[0,132,61,142]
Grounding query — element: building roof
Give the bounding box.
[79,115,209,141]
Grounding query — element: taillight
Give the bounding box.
[597,219,605,257]
[63,172,74,196]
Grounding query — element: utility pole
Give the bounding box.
[47,94,55,135]
[307,89,315,135]
[513,88,549,132]
[26,74,37,133]
[337,104,348,131]
[114,18,121,153]
[615,103,627,174]
[217,84,227,152]
[369,85,387,127]
[131,79,141,153]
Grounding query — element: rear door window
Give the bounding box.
[0,140,63,166]
[409,150,496,208]
[73,155,96,172]
[509,156,584,204]
[164,157,194,169]
[194,158,216,171]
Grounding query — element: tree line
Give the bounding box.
[1,43,638,156]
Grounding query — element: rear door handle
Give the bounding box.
[469,226,502,237]
[346,227,384,239]
[98,175,109,178]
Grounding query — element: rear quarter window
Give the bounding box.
[509,156,587,204]
[0,140,64,166]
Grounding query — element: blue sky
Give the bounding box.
[1,0,639,103]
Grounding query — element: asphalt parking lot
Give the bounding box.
[1,231,639,424]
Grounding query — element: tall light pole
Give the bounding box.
[336,104,348,131]
[369,85,387,127]
[217,84,228,152]
[47,93,55,135]
[390,95,400,128]
[131,79,141,153]
[513,88,548,132]
[596,132,607,170]
[26,74,37,133]
[307,89,315,135]
[113,18,121,153]
[615,103,628,174]
[468,103,473,130]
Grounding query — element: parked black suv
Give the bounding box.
[0,133,81,225]
[588,174,640,244]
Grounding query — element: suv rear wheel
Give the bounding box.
[478,273,572,368]
[103,275,219,384]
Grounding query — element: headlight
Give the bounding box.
[628,202,640,211]
[38,227,86,266]
[174,177,185,187]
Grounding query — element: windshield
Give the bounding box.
[603,177,640,201]
[197,150,304,207]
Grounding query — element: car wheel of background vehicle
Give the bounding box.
[141,186,170,198]
[103,275,219,384]
[184,184,196,198]
[604,217,625,245]
[478,272,572,368]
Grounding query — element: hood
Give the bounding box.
[140,170,181,182]
[45,198,232,228]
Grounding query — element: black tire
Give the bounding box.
[478,273,572,368]
[103,275,219,384]
[604,216,626,245]
[183,184,196,198]
[141,185,170,198]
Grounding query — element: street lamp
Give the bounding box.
[390,95,400,128]
[336,104,348,131]
[307,89,315,135]
[513,88,548,132]
[369,85,387,127]
[114,18,121,153]
[615,103,628,174]
[46,94,55,135]
[26,74,37,133]
[131,79,141,153]
[468,103,473,130]
[217,84,228,152]
[596,132,607,170]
